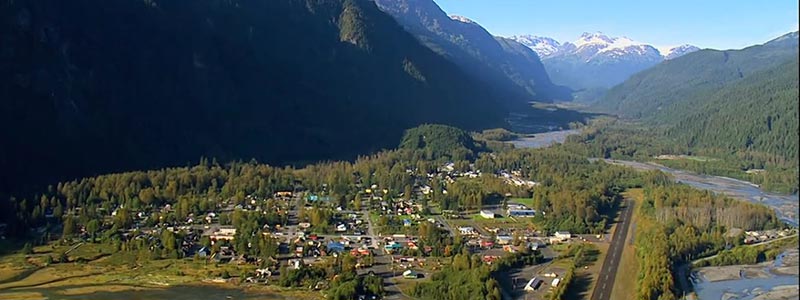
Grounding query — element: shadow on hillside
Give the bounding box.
[508,103,606,134]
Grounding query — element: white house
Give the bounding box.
[480,210,495,219]
[552,278,561,288]
[496,235,513,245]
[458,226,476,235]
[554,231,572,241]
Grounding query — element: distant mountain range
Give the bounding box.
[373,0,572,102]
[593,31,799,164]
[509,32,699,91]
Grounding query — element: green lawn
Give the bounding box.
[509,198,534,208]
[0,241,322,300]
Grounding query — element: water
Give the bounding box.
[509,129,799,226]
[507,129,580,149]
[693,249,799,300]
[510,129,800,299]
[601,159,799,227]
[694,275,798,300]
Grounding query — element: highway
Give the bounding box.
[590,198,634,300]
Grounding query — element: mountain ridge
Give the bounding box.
[373,0,572,102]
[508,32,699,91]
[510,32,698,60]
[590,31,799,167]
[0,0,510,195]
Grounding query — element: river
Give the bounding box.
[507,129,581,149]
[691,249,799,300]
[508,129,800,227]
[509,129,800,300]
[601,159,799,227]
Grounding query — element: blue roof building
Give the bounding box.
[327,241,345,253]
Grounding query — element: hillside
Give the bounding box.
[398,124,484,160]
[663,56,798,164]
[595,32,799,119]
[0,0,509,195]
[587,32,799,188]
[373,0,571,102]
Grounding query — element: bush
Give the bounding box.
[21,242,33,255]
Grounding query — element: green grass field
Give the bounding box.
[0,243,320,300]
[509,198,534,208]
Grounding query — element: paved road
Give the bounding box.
[590,198,634,300]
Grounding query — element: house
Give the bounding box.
[197,246,211,257]
[551,278,561,288]
[307,194,331,202]
[482,255,500,264]
[496,235,513,245]
[458,226,476,235]
[210,227,237,241]
[255,268,272,278]
[384,242,404,254]
[480,210,495,219]
[327,241,345,253]
[528,241,540,251]
[407,242,419,250]
[402,270,420,279]
[274,191,293,198]
[507,209,536,218]
[524,277,543,291]
[554,231,572,241]
[420,185,432,195]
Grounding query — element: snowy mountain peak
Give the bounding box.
[508,35,562,58]
[449,15,476,25]
[510,32,696,61]
[661,44,700,60]
[577,32,615,44]
[573,33,646,52]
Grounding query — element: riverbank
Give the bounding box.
[507,129,581,149]
[692,249,799,300]
[601,159,799,227]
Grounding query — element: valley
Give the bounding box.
[0,1,797,300]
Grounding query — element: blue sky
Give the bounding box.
[433,0,799,50]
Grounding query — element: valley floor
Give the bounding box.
[0,244,320,300]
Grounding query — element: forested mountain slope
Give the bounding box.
[0,0,508,195]
[663,57,798,164]
[374,0,571,102]
[591,32,799,163]
[595,32,798,119]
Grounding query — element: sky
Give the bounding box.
[433,0,799,50]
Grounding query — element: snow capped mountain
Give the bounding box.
[508,35,561,58]
[507,32,697,90]
[661,44,701,60]
[509,32,696,61]
[555,32,662,62]
[449,15,476,25]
